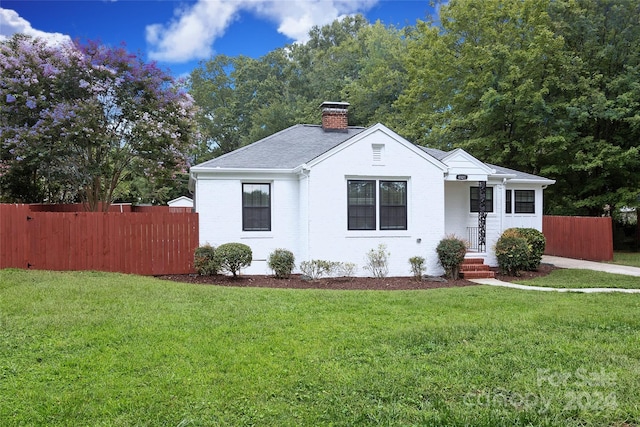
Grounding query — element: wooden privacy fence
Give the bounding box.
[543,215,613,261]
[0,204,199,275]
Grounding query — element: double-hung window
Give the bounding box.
[242,183,271,231]
[348,180,407,231]
[505,189,535,214]
[514,190,535,213]
[348,180,376,230]
[380,181,407,230]
[470,186,494,213]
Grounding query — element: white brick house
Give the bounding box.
[190,102,554,277]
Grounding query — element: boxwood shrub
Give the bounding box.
[498,228,546,272]
[495,233,530,276]
[516,228,546,270]
[194,244,218,276]
[268,248,295,279]
[215,243,252,277]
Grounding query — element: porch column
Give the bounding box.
[478,181,487,252]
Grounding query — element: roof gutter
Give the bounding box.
[507,178,556,185]
[189,166,296,175]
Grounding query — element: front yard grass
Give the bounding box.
[1,269,640,426]
[611,251,640,268]
[513,268,640,289]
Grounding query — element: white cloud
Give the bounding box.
[146,0,241,63]
[0,8,71,45]
[146,0,378,63]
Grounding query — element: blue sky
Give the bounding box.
[0,0,438,77]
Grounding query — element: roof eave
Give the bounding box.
[509,178,556,185]
[489,173,518,179]
[190,166,296,175]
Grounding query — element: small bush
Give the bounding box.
[194,244,218,276]
[215,243,252,277]
[299,260,339,280]
[500,228,546,271]
[494,235,530,276]
[337,262,358,278]
[436,236,467,280]
[516,228,546,270]
[267,249,295,279]
[409,256,426,281]
[364,244,390,278]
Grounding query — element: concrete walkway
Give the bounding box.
[541,255,640,277]
[470,255,640,293]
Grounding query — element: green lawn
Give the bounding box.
[611,252,640,268]
[2,269,640,426]
[513,269,640,289]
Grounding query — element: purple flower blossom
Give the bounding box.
[6,94,16,103]
[26,99,36,109]
[42,63,60,77]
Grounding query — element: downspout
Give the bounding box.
[500,177,507,235]
[189,172,197,212]
[299,164,311,264]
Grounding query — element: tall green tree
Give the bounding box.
[189,15,390,155]
[397,0,573,167]
[549,0,640,214]
[396,0,640,215]
[341,21,408,126]
[189,55,244,159]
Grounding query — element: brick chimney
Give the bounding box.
[321,101,350,132]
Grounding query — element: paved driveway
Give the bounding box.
[541,255,640,277]
[470,255,640,293]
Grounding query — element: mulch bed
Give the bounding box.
[494,262,557,283]
[157,263,557,291]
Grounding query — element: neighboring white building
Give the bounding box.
[168,196,193,208]
[190,102,555,277]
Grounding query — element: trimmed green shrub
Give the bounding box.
[409,256,426,281]
[494,234,530,276]
[267,248,295,279]
[194,244,218,276]
[364,244,390,278]
[501,227,546,271]
[516,228,546,270]
[215,243,252,277]
[436,236,467,279]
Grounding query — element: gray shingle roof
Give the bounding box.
[418,146,449,161]
[416,146,551,181]
[193,124,365,169]
[487,163,552,181]
[193,123,553,183]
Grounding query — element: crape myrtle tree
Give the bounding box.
[0,34,197,210]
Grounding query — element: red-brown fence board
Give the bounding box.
[0,204,198,275]
[0,204,30,268]
[543,215,613,261]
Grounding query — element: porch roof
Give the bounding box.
[418,147,553,184]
